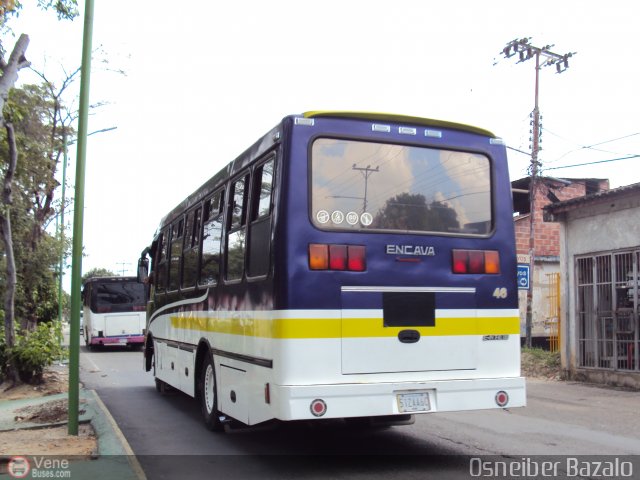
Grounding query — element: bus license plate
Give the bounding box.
[118,338,127,345]
[397,392,430,413]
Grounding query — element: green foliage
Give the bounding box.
[36,0,79,20]
[0,83,73,328]
[1,0,78,30]
[82,267,116,283]
[522,347,561,369]
[0,321,66,384]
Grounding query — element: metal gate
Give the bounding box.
[545,272,561,352]
[576,250,639,371]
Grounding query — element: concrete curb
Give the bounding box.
[0,388,146,480]
[87,389,146,479]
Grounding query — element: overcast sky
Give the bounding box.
[10,0,640,286]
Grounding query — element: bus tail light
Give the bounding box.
[347,245,366,271]
[329,245,347,270]
[452,249,500,274]
[309,244,329,270]
[309,244,367,271]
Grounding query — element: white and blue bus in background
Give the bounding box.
[82,276,146,350]
[138,111,526,431]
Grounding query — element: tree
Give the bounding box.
[0,0,78,385]
[82,268,115,283]
[373,192,460,232]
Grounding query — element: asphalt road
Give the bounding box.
[78,345,640,479]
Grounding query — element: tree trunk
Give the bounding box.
[0,34,30,385]
[1,121,20,384]
[0,34,30,115]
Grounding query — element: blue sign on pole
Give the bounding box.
[517,264,530,290]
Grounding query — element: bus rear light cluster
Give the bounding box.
[452,249,500,274]
[309,244,366,271]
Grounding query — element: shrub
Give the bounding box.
[0,321,67,384]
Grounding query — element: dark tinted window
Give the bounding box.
[183,208,202,288]
[248,158,275,277]
[90,280,146,313]
[226,175,249,281]
[311,138,492,235]
[200,190,224,285]
[168,218,184,291]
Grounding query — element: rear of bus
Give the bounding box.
[82,276,146,349]
[273,112,525,421]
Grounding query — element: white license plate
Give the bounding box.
[397,392,431,413]
[118,338,128,344]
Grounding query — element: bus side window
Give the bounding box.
[155,230,168,292]
[200,189,224,285]
[168,218,184,291]
[182,207,201,288]
[248,158,274,277]
[226,174,249,281]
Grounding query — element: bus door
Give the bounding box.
[340,288,478,375]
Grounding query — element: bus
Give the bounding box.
[82,276,146,349]
[138,111,526,430]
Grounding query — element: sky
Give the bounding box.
[8,0,640,288]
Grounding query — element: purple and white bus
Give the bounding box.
[138,111,526,431]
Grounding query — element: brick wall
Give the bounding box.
[514,179,609,257]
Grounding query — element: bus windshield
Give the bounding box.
[90,280,146,313]
[311,138,492,235]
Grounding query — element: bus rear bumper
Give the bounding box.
[274,377,526,421]
[89,335,145,346]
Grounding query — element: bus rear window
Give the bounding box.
[311,138,492,235]
[91,281,146,313]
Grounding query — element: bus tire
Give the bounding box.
[199,351,223,432]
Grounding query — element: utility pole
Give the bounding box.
[499,38,576,348]
[116,261,131,276]
[352,164,379,213]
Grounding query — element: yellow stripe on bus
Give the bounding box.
[170,315,520,339]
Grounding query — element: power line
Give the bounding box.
[545,154,640,171]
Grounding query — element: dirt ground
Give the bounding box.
[0,367,98,456]
[520,348,563,381]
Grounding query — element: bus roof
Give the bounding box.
[151,111,499,237]
[303,111,497,138]
[83,276,138,285]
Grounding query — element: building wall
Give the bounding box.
[517,260,560,340]
[514,179,607,341]
[560,197,640,389]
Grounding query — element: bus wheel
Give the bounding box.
[199,351,223,432]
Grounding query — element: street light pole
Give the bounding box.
[68,0,95,436]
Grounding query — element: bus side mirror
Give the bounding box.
[137,257,149,283]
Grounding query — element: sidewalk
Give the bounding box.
[0,342,145,479]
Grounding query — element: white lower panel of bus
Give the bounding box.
[274,377,526,421]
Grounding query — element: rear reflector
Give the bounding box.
[310,399,327,417]
[309,244,366,271]
[452,249,500,274]
[495,390,509,407]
